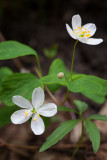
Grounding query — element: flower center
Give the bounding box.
[31,108,40,121]
[24,111,29,118]
[73,26,91,38]
[32,107,36,113]
[33,114,40,121]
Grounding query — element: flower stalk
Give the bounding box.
[35,55,42,78]
[70,40,78,81]
[71,117,84,159]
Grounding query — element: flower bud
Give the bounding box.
[57,72,64,79]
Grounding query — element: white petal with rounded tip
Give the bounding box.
[72,14,82,30]
[31,114,45,135]
[32,87,44,109]
[12,96,33,109]
[82,23,96,36]
[85,38,103,45]
[11,109,32,124]
[37,103,57,117]
[66,24,77,39]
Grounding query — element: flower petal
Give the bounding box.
[37,103,57,117]
[82,23,96,36]
[32,87,44,109]
[66,24,77,39]
[72,14,82,30]
[78,37,87,43]
[31,114,45,135]
[11,109,32,124]
[12,96,33,109]
[85,38,103,45]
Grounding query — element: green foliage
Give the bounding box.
[40,58,70,91]
[40,74,67,86]
[49,58,70,76]
[40,59,79,86]
[88,114,107,121]
[0,73,43,106]
[43,44,58,59]
[57,106,78,113]
[0,67,13,91]
[85,120,100,152]
[0,41,37,60]
[73,100,88,114]
[67,75,107,104]
[47,84,61,93]
[41,58,107,104]
[40,119,79,152]
[0,105,18,127]
[82,88,106,104]
[42,117,50,128]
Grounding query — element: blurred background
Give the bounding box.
[0,0,107,160]
[0,0,107,78]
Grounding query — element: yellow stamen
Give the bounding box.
[33,111,35,113]
[73,26,91,38]
[33,118,36,121]
[37,114,40,117]
[24,111,29,118]
[78,27,81,29]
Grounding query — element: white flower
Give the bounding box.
[66,14,103,45]
[11,87,57,135]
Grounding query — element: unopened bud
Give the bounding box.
[57,72,64,79]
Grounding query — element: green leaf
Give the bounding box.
[44,58,68,92]
[57,106,78,113]
[67,75,107,104]
[0,73,43,106]
[40,119,79,152]
[0,41,37,60]
[85,120,100,152]
[88,114,107,121]
[82,92,106,104]
[73,100,88,114]
[43,44,58,59]
[0,67,13,90]
[40,75,67,86]
[47,84,61,93]
[42,117,50,128]
[0,67,13,78]
[68,75,107,93]
[49,58,70,76]
[40,58,71,87]
[0,105,18,127]
[40,59,82,86]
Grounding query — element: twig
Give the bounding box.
[1,141,88,151]
[33,66,62,106]
[44,85,62,105]
[0,138,29,157]
[7,146,29,157]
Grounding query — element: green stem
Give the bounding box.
[63,89,69,104]
[71,117,84,159]
[35,55,42,77]
[70,40,79,81]
[63,74,69,104]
